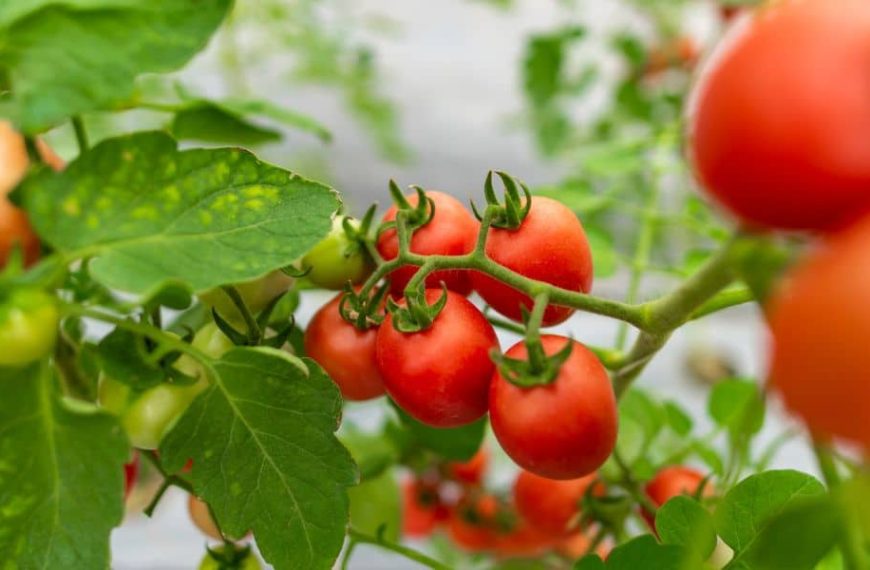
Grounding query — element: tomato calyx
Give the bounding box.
[385,285,449,333]
[379,181,436,236]
[202,543,255,569]
[210,290,295,349]
[338,284,388,330]
[470,170,532,230]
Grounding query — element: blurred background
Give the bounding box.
[48,0,817,567]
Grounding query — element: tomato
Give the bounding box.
[646,37,700,76]
[0,121,64,195]
[471,197,593,326]
[719,5,742,23]
[402,479,447,538]
[445,447,488,486]
[557,530,610,560]
[688,0,870,231]
[198,546,262,570]
[446,494,499,552]
[0,287,58,366]
[188,495,223,541]
[199,271,294,323]
[0,199,40,268]
[490,336,617,479]
[644,466,713,520]
[768,215,870,450]
[376,289,498,427]
[124,453,139,500]
[301,216,372,290]
[492,516,556,559]
[304,293,385,401]
[377,191,478,296]
[513,469,602,535]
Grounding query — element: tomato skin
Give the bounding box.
[304,293,385,401]
[0,121,64,195]
[377,191,478,296]
[492,517,557,559]
[689,0,870,231]
[513,470,601,535]
[376,290,498,427]
[302,216,372,290]
[769,215,870,450]
[0,288,58,366]
[0,199,40,268]
[124,453,139,500]
[490,336,617,479]
[188,495,223,541]
[199,271,294,324]
[446,494,499,552]
[642,466,713,528]
[402,480,447,538]
[445,447,488,486]
[471,197,594,326]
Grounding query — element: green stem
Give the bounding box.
[812,439,842,489]
[525,292,550,374]
[690,287,754,320]
[613,449,659,516]
[141,451,194,518]
[346,529,451,570]
[71,116,89,152]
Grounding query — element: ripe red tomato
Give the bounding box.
[513,469,602,535]
[492,516,557,559]
[0,199,40,268]
[557,530,610,560]
[304,293,385,401]
[490,336,616,479]
[646,466,713,507]
[471,197,593,326]
[768,215,870,450]
[688,0,870,231]
[376,290,498,427]
[402,479,447,538]
[445,447,488,486]
[377,191,478,296]
[446,494,499,552]
[124,453,139,500]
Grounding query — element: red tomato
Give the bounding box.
[377,191,478,296]
[492,515,557,559]
[376,290,498,427]
[123,453,139,500]
[769,215,870,450]
[402,480,447,538]
[445,447,488,486]
[0,199,40,267]
[471,197,593,326]
[557,530,610,560]
[646,466,713,507]
[447,494,499,552]
[0,121,64,195]
[513,469,602,535]
[689,0,870,231]
[490,336,616,479]
[304,293,386,401]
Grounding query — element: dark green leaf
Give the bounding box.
[96,326,166,390]
[604,535,696,569]
[574,555,607,570]
[24,131,339,300]
[715,470,825,558]
[0,0,231,132]
[656,495,717,560]
[0,363,128,568]
[392,405,486,461]
[161,349,357,570]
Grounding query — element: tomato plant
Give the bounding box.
[3,1,870,569]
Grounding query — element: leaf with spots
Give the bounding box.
[0,0,231,132]
[0,362,129,568]
[159,347,357,570]
[23,131,340,299]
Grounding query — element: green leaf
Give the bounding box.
[737,495,842,570]
[663,401,693,436]
[392,405,486,461]
[692,440,725,476]
[586,226,619,278]
[619,389,665,443]
[708,379,765,437]
[656,495,717,561]
[522,26,586,108]
[0,363,128,568]
[0,0,232,132]
[23,131,340,299]
[715,470,826,560]
[160,348,357,570]
[603,535,695,569]
[96,326,166,390]
[340,425,402,482]
[574,555,607,570]
[348,468,401,542]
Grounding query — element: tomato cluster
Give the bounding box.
[304,188,617,479]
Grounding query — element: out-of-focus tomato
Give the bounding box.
[513,469,603,535]
[402,479,447,538]
[445,447,488,486]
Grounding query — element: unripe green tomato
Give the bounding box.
[0,288,59,367]
[199,271,294,324]
[301,216,372,290]
[174,322,236,379]
[198,546,262,570]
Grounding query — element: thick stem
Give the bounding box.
[346,529,451,570]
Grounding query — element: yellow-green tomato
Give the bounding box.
[0,288,59,366]
[175,322,236,380]
[199,271,294,323]
[198,546,262,570]
[302,216,372,290]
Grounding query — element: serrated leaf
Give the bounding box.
[0,363,128,568]
[348,468,400,542]
[23,131,340,299]
[392,405,486,461]
[160,348,356,570]
[715,470,825,558]
[708,379,765,437]
[656,495,717,561]
[0,0,231,132]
